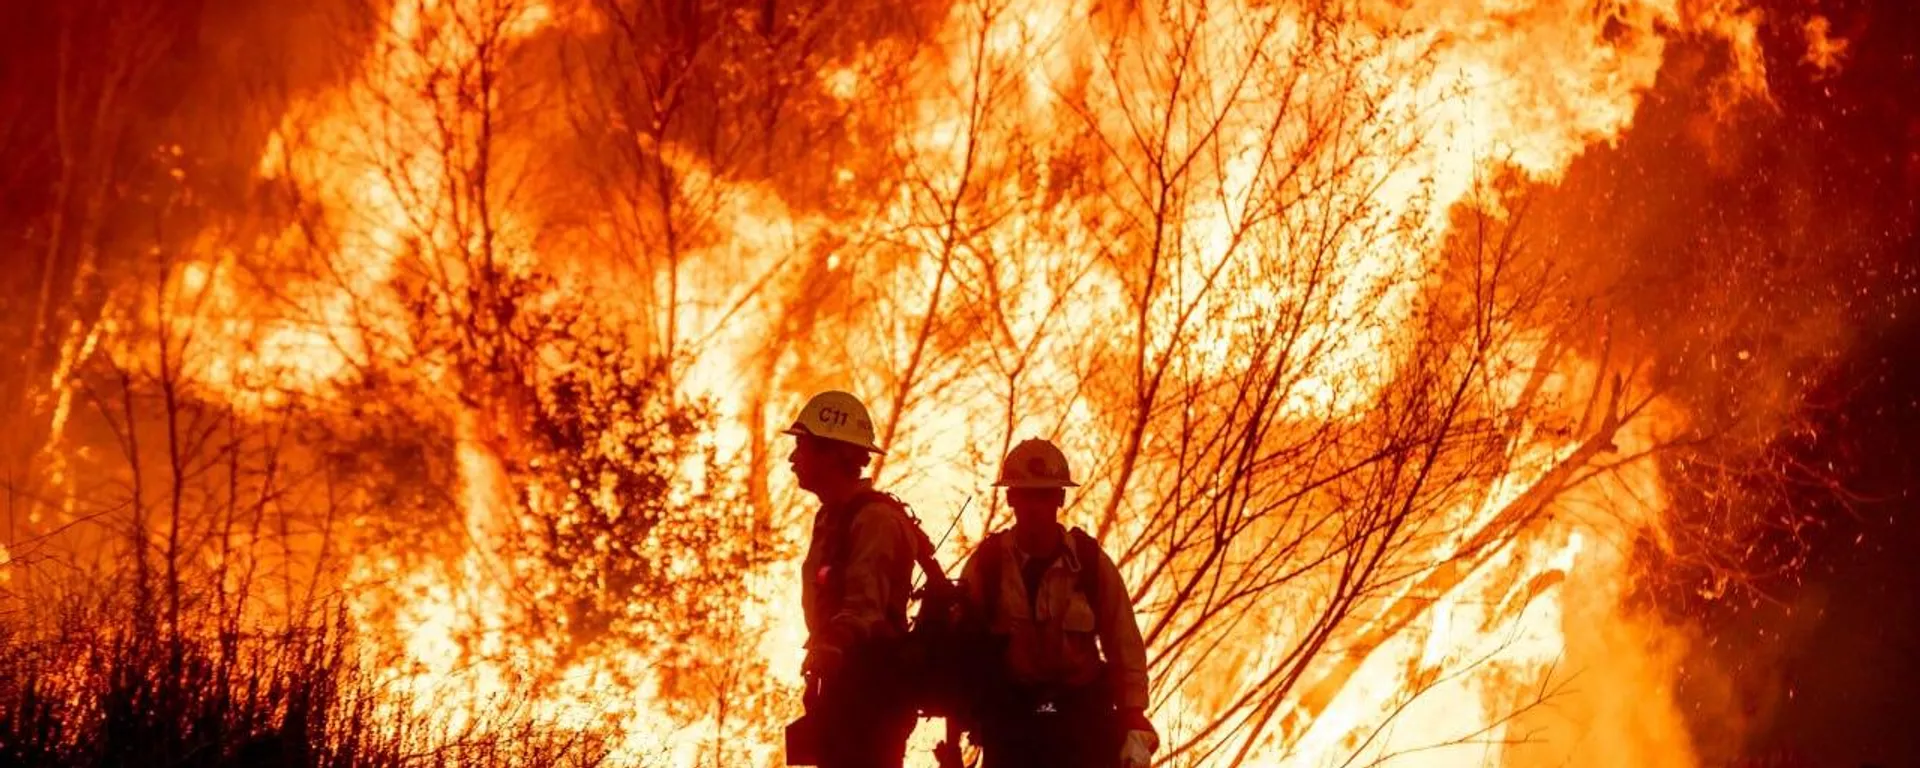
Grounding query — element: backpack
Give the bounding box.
[819,490,984,718]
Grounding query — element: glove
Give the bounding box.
[1120,729,1156,768]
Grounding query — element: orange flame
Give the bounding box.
[136,0,1772,764]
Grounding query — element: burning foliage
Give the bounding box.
[2,0,1905,765]
[0,605,615,768]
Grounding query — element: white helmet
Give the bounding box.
[993,438,1079,488]
[783,390,885,454]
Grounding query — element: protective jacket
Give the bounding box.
[801,480,917,653]
[958,526,1149,711]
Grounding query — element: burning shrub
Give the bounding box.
[0,598,620,768]
[509,327,773,712]
[1,0,1876,762]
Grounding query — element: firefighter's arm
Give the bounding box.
[1095,549,1158,747]
[821,502,911,649]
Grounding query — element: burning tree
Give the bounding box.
[1,0,1830,766]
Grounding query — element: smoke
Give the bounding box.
[1518,0,1920,761]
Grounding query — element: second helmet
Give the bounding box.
[994,438,1079,488]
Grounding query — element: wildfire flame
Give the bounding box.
[130,0,1774,764]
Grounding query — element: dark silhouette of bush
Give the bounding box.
[0,601,619,768]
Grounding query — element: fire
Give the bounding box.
[1802,16,1848,75]
[102,0,1776,764]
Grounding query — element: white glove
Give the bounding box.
[1120,729,1156,768]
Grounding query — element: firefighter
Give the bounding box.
[785,390,919,768]
[958,438,1158,768]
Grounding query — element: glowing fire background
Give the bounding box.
[1,0,1915,766]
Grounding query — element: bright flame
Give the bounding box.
[1803,16,1848,74]
[139,0,1772,764]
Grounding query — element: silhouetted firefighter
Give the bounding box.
[949,439,1159,768]
[779,396,1155,767]
[783,390,959,768]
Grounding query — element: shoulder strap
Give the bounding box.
[824,493,869,575]
[975,531,1009,625]
[1070,527,1103,620]
[829,490,951,592]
